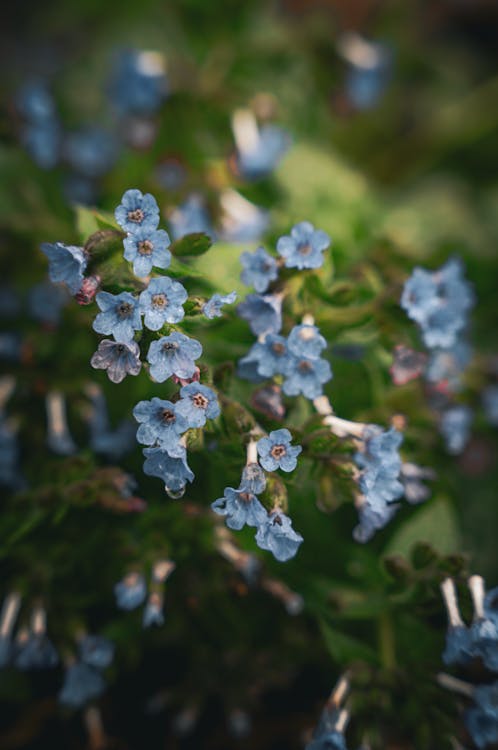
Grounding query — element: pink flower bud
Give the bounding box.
[172,366,200,387]
[75,276,101,305]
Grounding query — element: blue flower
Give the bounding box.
[255,511,303,562]
[288,324,327,360]
[425,340,471,391]
[15,632,59,670]
[63,127,118,179]
[143,446,194,492]
[123,228,172,277]
[276,222,330,270]
[147,332,202,382]
[109,49,168,117]
[79,635,114,670]
[90,339,142,384]
[237,293,282,337]
[28,282,69,325]
[483,386,498,427]
[235,124,290,181]
[465,696,498,750]
[485,587,498,626]
[169,194,214,241]
[16,80,56,122]
[240,247,279,293]
[114,572,147,610]
[115,189,160,235]
[237,345,267,383]
[282,355,332,400]
[211,487,268,530]
[139,277,187,330]
[40,242,87,294]
[442,625,473,666]
[59,662,106,708]
[86,387,135,460]
[440,406,472,455]
[22,120,61,170]
[143,594,164,628]
[239,462,267,494]
[203,291,238,319]
[344,40,392,111]
[220,194,269,243]
[257,429,302,472]
[93,291,142,342]
[353,502,398,543]
[133,397,188,456]
[306,732,347,750]
[175,383,220,428]
[249,334,291,378]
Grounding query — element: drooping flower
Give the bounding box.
[257,429,302,472]
[78,635,115,670]
[287,324,327,361]
[440,405,472,455]
[282,355,332,400]
[108,49,169,117]
[255,511,303,562]
[202,291,238,319]
[40,242,87,294]
[93,291,142,342]
[133,397,188,456]
[146,332,202,382]
[123,227,172,277]
[483,385,498,427]
[240,246,279,293]
[142,446,194,493]
[114,572,147,610]
[248,334,291,378]
[237,293,283,337]
[175,383,220,428]
[440,578,473,667]
[115,188,160,235]
[211,487,268,530]
[15,632,59,670]
[468,575,498,672]
[143,592,165,628]
[276,222,330,270]
[239,462,267,495]
[234,123,290,181]
[90,340,142,384]
[58,662,106,708]
[139,277,187,330]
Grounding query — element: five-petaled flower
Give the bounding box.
[133,397,188,456]
[139,277,187,329]
[276,221,330,270]
[147,332,202,382]
[115,188,160,234]
[93,291,142,342]
[257,429,302,472]
[123,227,171,277]
[90,339,142,383]
[175,383,220,428]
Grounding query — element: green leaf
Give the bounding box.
[75,206,119,243]
[319,618,378,664]
[160,256,205,279]
[170,232,212,257]
[385,497,461,559]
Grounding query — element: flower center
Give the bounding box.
[298,242,312,255]
[117,302,133,318]
[115,344,126,353]
[271,342,285,356]
[272,514,283,526]
[161,409,175,424]
[152,294,168,308]
[127,208,144,223]
[162,341,179,352]
[298,359,313,372]
[138,240,153,256]
[299,327,315,340]
[239,492,252,503]
[270,444,286,459]
[192,393,209,409]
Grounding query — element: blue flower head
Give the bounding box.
[483,386,498,427]
[465,702,498,750]
[276,222,330,270]
[176,383,220,428]
[211,487,267,530]
[59,662,106,708]
[115,188,160,235]
[235,124,290,181]
[203,291,237,319]
[143,446,194,492]
[353,502,398,543]
[257,429,302,472]
[114,572,147,610]
[442,625,473,666]
[239,462,267,494]
[440,406,472,455]
[133,397,188,456]
[425,340,471,390]
[63,126,118,179]
[109,49,169,117]
[306,731,347,750]
[169,194,214,241]
[246,335,290,379]
[79,635,115,670]
[255,511,303,562]
[288,324,327,361]
[22,120,61,170]
[139,277,187,330]
[93,291,142,342]
[147,332,202,382]
[123,228,171,277]
[143,594,164,628]
[240,246,279,293]
[283,355,332,400]
[40,242,87,294]
[237,293,282,337]
[15,634,59,670]
[90,339,142,384]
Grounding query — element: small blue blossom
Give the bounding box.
[276,222,330,270]
[93,291,142,342]
[16,80,56,122]
[235,124,290,180]
[211,487,268,530]
[90,339,142,384]
[142,446,194,492]
[63,127,118,179]
[115,189,160,235]
[344,39,392,111]
[483,385,498,427]
[28,282,69,325]
[86,386,135,459]
[237,346,267,383]
[239,463,267,495]
[58,662,106,708]
[306,732,347,750]
[240,247,279,293]
[175,383,220,428]
[114,572,147,610]
[63,174,98,207]
[440,405,472,455]
[237,293,283,337]
[109,49,169,117]
[169,194,214,241]
[15,634,59,670]
[465,696,498,750]
[255,511,303,562]
[123,228,172,277]
[40,242,87,294]
[79,635,114,670]
[257,429,302,472]
[133,398,188,456]
[426,340,472,391]
[22,121,61,170]
[250,334,291,378]
[139,277,187,329]
[353,502,398,543]
[485,587,498,626]
[0,333,23,363]
[282,355,332,400]
[202,291,238,319]
[221,198,269,243]
[288,324,327,361]
[147,332,202,382]
[143,594,164,628]
[442,625,473,666]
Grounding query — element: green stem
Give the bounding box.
[378,612,396,670]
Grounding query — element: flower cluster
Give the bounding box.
[114,560,175,627]
[212,432,303,562]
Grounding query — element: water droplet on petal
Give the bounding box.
[165,485,186,499]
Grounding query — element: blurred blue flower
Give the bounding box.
[16,80,56,122]
[255,510,303,562]
[63,127,118,179]
[109,49,169,117]
[139,277,187,329]
[440,405,472,455]
[133,397,188,455]
[465,697,498,750]
[142,446,194,492]
[202,291,237,319]
[147,332,202,382]
[93,291,142,342]
[257,429,302,472]
[237,346,267,383]
[123,228,171,278]
[115,189,160,235]
[353,502,398,543]
[169,194,214,241]
[483,385,498,427]
[28,282,68,326]
[40,242,87,295]
[282,355,332,400]
[237,293,282,337]
[250,334,291,378]
[288,324,327,360]
[176,383,220,428]
[239,462,267,495]
[143,594,164,628]
[306,732,347,750]
[211,487,267,530]
[90,339,142,384]
[240,246,278,293]
[276,222,330,270]
[235,124,290,180]
[114,572,147,610]
[426,340,472,391]
[79,635,114,670]
[21,120,61,170]
[59,662,106,708]
[15,634,59,670]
